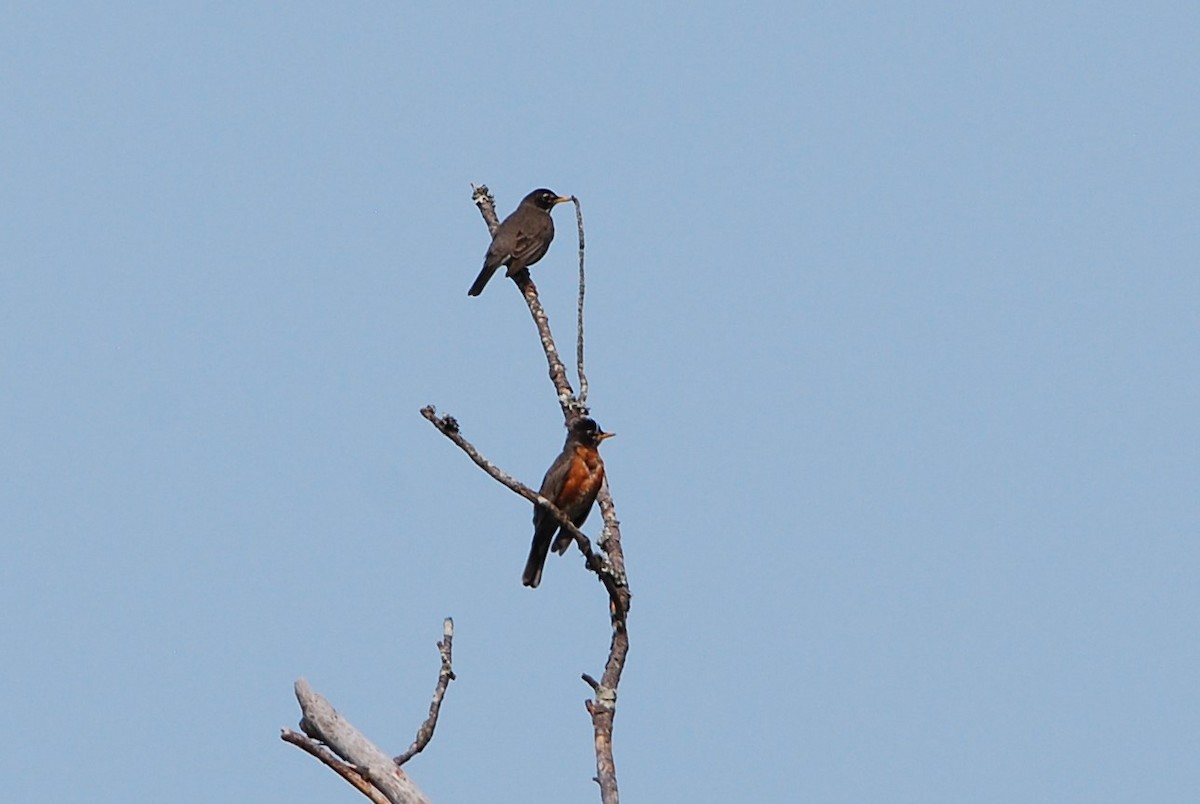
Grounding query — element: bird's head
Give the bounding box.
[570,417,615,447]
[524,188,572,210]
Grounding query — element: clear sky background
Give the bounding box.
[3,4,1197,802]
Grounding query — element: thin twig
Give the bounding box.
[394,618,457,766]
[572,196,589,406]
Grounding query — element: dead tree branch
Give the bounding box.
[285,679,429,804]
[586,480,630,802]
[283,619,457,803]
[281,729,390,804]
[394,618,456,766]
[422,185,631,804]
[571,197,590,406]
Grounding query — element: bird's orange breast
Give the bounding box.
[558,445,605,507]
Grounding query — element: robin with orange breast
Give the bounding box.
[523,417,615,588]
[468,188,572,297]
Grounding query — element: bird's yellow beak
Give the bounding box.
[597,431,616,441]
[554,196,573,205]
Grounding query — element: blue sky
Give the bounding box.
[3,4,1197,802]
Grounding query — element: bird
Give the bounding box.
[468,188,571,296]
[522,417,615,588]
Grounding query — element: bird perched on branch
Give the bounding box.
[523,417,615,588]
[468,188,571,297]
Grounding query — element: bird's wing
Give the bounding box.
[533,448,573,526]
[485,227,515,266]
[510,219,553,266]
[523,446,574,587]
[482,244,507,270]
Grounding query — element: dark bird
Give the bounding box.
[523,417,615,588]
[468,188,571,297]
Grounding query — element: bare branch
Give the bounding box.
[394,618,457,766]
[587,478,630,804]
[471,183,499,234]
[571,196,589,406]
[281,729,390,804]
[596,481,629,592]
[518,275,582,417]
[287,679,430,804]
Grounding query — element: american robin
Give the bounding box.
[522,417,615,588]
[468,188,571,297]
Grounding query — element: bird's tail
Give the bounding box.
[522,531,553,588]
[467,262,499,296]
